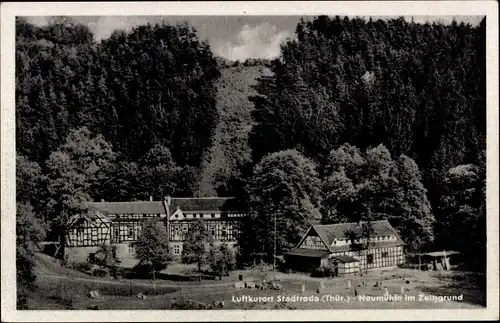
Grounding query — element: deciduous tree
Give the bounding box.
[45,127,116,256]
[134,218,172,280]
[242,149,321,264]
[207,243,235,280]
[322,143,434,249]
[16,203,46,309]
[436,163,485,270]
[182,219,212,279]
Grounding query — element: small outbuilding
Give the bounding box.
[332,255,360,276]
[416,251,461,271]
[284,248,331,272]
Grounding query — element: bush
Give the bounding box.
[92,267,109,277]
[67,261,92,273]
[131,263,154,279]
[109,265,120,279]
[169,299,210,310]
[311,266,323,277]
[311,265,335,278]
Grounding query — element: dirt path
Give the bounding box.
[38,274,236,289]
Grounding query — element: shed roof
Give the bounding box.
[418,251,461,258]
[332,255,360,263]
[285,248,330,258]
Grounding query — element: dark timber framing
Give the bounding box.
[64,197,246,262]
[286,220,405,273]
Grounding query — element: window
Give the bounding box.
[77,228,84,241]
[129,245,135,254]
[382,252,388,258]
[367,254,374,264]
[211,214,215,218]
[174,245,180,255]
[175,214,179,218]
[211,229,215,237]
[127,226,133,238]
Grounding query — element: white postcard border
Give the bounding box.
[1,1,498,321]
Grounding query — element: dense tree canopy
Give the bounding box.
[436,163,486,270]
[15,15,487,276]
[16,17,221,169]
[321,143,434,250]
[44,127,116,248]
[250,16,486,174]
[241,149,321,263]
[16,17,221,204]
[246,16,486,265]
[16,203,46,309]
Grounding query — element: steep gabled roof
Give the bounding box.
[300,220,404,252]
[168,197,241,213]
[85,201,167,215]
[68,210,111,228]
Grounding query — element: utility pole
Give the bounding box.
[273,209,277,272]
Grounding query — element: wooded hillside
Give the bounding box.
[15,16,487,279]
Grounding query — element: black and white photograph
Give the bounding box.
[1,1,498,321]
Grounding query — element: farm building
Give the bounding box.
[65,196,246,265]
[285,220,405,275]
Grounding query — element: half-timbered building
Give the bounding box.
[65,196,245,265]
[285,220,405,275]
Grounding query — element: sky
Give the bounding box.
[25,15,484,61]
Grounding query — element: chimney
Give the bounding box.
[166,196,172,206]
[150,195,153,202]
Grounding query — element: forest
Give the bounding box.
[16,16,487,302]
